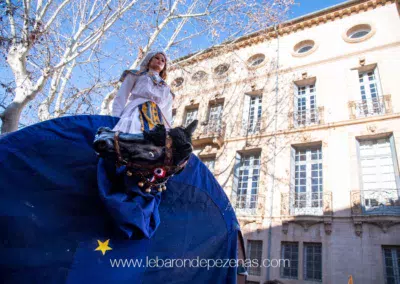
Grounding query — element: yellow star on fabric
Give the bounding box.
[95,239,112,255]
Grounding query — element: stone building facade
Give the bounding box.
[168,0,400,283]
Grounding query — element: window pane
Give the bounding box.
[295,84,318,126]
[304,243,322,281]
[185,109,198,127]
[383,247,400,284]
[281,242,299,279]
[207,104,223,133]
[357,69,383,117]
[234,153,261,213]
[247,96,262,134]
[293,146,323,213]
[248,240,263,276]
[359,138,398,212]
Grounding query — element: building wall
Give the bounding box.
[169,1,400,283]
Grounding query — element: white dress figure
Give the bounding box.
[111,51,173,134]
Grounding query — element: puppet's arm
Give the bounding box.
[160,94,173,128]
[111,74,136,117]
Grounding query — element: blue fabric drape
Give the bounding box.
[0,115,240,284]
[97,158,162,239]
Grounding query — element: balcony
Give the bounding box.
[192,121,226,148]
[232,193,265,217]
[289,106,324,129]
[281,191,332,217]
[281,191,332,235]
[348,94,392,119]
[351,189,400,215]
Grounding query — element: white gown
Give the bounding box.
[111,72,173,134]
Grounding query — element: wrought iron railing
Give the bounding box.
[361,189,400,215]
[192,121,226,147]
[293,108,319,127]
[246,120,261,135]
[202,121,223,135]
[354,96,385,118]
[281,191,332,216]
[232,193,258,215]
[197,120,225,136]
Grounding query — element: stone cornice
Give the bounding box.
[224,113,400,144]
[169,0,396,70]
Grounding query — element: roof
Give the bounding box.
[170,0,394,67]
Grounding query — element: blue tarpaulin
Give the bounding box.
[0,115,241,284]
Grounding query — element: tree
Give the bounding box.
[100,0,295,114]
[0,0,294,133]
[0,0,138,133]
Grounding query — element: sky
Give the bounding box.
[290,0,348,19]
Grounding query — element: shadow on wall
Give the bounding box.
[238,202,400,284]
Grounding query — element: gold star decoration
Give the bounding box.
[95,239,112,255]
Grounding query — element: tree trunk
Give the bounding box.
[0,101,26,133]
[100,88,118,115]
[2,45,35,134]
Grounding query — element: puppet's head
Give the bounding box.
[140,51,168,80]
[93,120,198,193]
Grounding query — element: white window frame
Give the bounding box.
[357,136,400,214]
[184,108,198,127]
[207,103,223,133]
[232,152,261,215]
[291,146,323,216]
[294,84,318,127]
[357,68,384,116]
[243,95,262,135]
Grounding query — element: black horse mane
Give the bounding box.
[143,123,194,165]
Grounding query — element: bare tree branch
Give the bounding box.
[5,0,17,41]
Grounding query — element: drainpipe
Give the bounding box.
[266,24,280,281]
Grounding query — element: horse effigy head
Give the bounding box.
[93,120,198,192]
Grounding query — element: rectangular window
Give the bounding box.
[304,243,322,281]
[247,240,263,276]
[234,152,261,214]
[383,246,400,284]
[184,108,198,127]
[207,103,223,133]
[248,96,262,134]
[357,69,384,117]
[281,242,299,279]
[295,84,318,126]
[358,137,399,213]
[201,157,215,173]
[292,146,323,215]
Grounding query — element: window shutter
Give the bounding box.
[217,104,223,132]
[389,135,400,192]
[242,95,250,136]
[374,66,384,97]
[232,152,242,205]
[349,69,361,101]
[290,147,296,215]
[293,84,299,128]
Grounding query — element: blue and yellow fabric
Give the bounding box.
[138,101,164,131]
